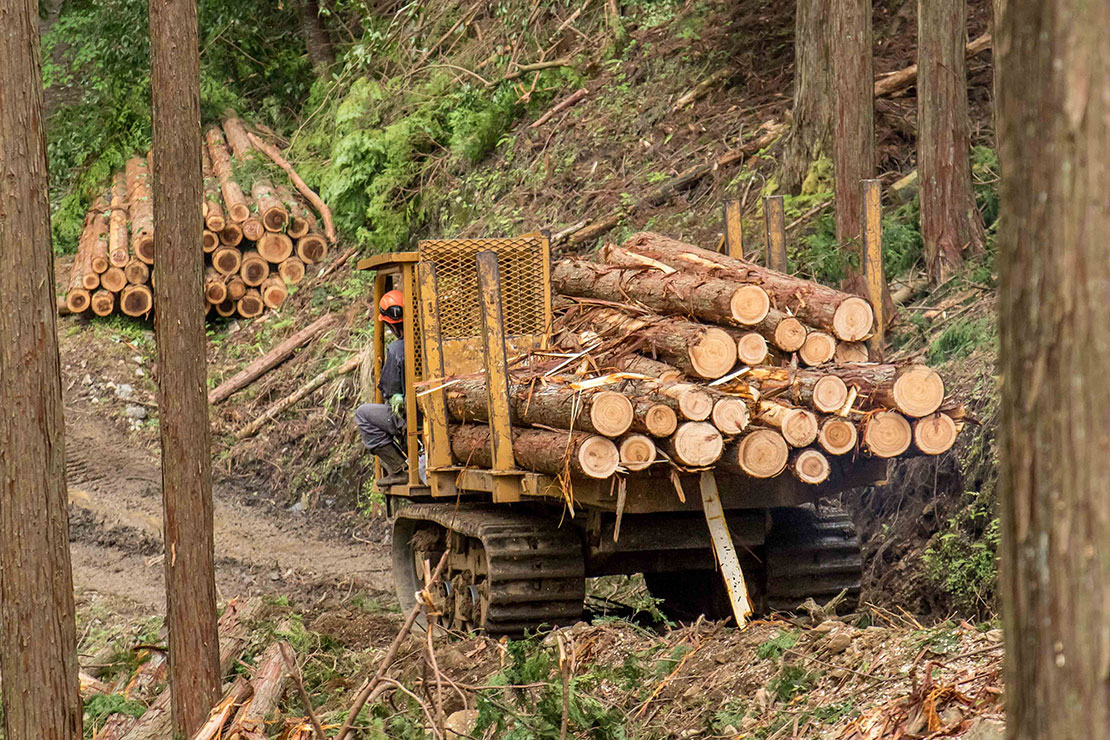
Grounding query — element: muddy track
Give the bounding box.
[64,410,393,616]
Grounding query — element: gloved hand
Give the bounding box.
[389,393,404,417]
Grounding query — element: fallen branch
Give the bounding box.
[530,87,588,128]
[874,32,991,98]
[316,245,358,281]
[235,354,361,439]
[192,678,253,740]
[671,67,731,112]
[209,313,339,405]
[246,132,338,243]
[502,57,574,82]
[279,643,327,740]
[226,636,292,740]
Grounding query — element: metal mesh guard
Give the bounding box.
[418,234,550,340]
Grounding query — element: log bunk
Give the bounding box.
[64,115,333,321]
[421,231,963,489]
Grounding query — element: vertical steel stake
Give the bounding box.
[416,261,455,497]
[475,251,520,503]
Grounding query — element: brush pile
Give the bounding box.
[63,116,331,321]
[433,232,963,485]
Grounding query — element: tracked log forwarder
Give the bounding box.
[358,232,884,635]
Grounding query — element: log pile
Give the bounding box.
[420,231,963,489]
[64,116,332,321]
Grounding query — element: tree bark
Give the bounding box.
[0,2,85,736]
[448,424,620,479]
[782,0,834,192]
[831,0,875,249]
[298,0,335,70]
[917,0,985,282]
[997,1,1110,735]
[747,366,849,413]
[149,0,221,734]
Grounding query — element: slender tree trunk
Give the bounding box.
[0,1,84,738]
[782,0,834,192]
[997,0,1110,736]
[918,0,985,282]
[149,0,221,736]
[299,0,334,69]
[831,0,875,250]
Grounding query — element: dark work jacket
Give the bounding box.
[379,338,405,398]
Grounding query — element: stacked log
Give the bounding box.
[64,116,332,321]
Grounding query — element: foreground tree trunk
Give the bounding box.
[0,1,84,737]
[781,0,834,192]
[831,0,875,249]
[997,0,1110,735]
[149,0,221,735]
[917,0,985,282]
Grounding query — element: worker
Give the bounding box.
[354,289,409,485]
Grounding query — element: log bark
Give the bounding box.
[720,428,789,478]
[618,434,657,472]
[226,639,291,740]
[235,354,361,438]
[755,400,819,447]
[553,258,771,326]
[278,257,306,285]
[205,127,249,223]
[109,173,131,267]
[210,313,338,404]
[791,448,830,484]
[190,677,252,740]
[151,0,221,731]
[125,156,155,264]
[874,32,991,98]
[0,2,85,733]
[917,0,985,282]
[258,232,293,263]
[781,0,834,192]
[818,362,945,417]
[200,146,226,232]
[121,284,153,317]
[617,378,713,421]
[246,131,337,243]
[616,233,874,341]
[609,353,684,381]
[816,416,857,455]
[663,422,723,467]
[861,410,911,458]
[443,377,634,437]
[449,423,620,479]
[239,250,269,286]
[260,276,288,309]
[912,412,957,455]
[562,302,737,379]
[629,398,677,437]
[831,0,874,248]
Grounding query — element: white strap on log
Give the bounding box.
[698,471,754,628]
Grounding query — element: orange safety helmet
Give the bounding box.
[379,289,404,324]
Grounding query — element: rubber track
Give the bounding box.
[395,504,585,635]
[764,506,863,612]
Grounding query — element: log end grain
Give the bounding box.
[589,391,635,437]
[125,259,150,286]
[134,233,155,265]
[262,207,289,233]
[730,284,771,325]
[811,375,850,413]
[780,407,819,447]
[686,326,737,379]
[228,202,251,223]
[735,428,789,478]
[710,397,749,435]
[736,332,769,366]
[121,285,153,317]
[296,234,328,264]
[892,365,946,418]
[205,213,226,233]
[672,384,713,421]
[773,317,807,352]
[817,417,858,455]
[240,254,269,286]
[799,331,836,366]
[215,299,237,318]
[619,434,657,472]
[243,218,265,242]
[288,216,310,239]
[66,289,91,314]
[834,341,869,363]
[214,247,243,276]
[669,422,724,467]
[578,435,621,479]
[278,257,306,285]
[832,296,875,342]
[639,403,678,437]
[237,290,265,319]
[258,232,294,263]
[913,412,958,455]
[220,223,244,248]
[261,277,288,310]
[792,449,831,485]
[205,279,228,305]
[100,267,127,293]
[226,277,247,301]
[863,410,912,458]
[203,230,220,253]
[90,289,115,317]
[81,271,100,291]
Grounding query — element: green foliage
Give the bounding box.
[971,146,1000,232]
[83,694,146,735]
[924,489,1000,614]
[768,664,816,703]
[756,630,799,661]
[926,317,995,365]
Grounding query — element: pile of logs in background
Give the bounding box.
[64,116,331,321]
[429,232,963,486]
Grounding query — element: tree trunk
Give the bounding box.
[0,1,85,736]
[149,0,221,734]
[298,0,335,70]
[831,0,874,249]
[609,233,875,341]
[448,424,620,479]
[782,0,834,192]
[997,1,1110,735]
[917,0,985,282]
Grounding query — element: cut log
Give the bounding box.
[205,268,228,305]
[258,232,293,263]
[862,410,912,458]
[209,314,338,404]
[246,131,337,243]
[619,434,657,471]
[816,417,858,455]
[619,232,875,341]
[90,289,115,317]
[735,332,769,366]
[125,157,155,264]
[610,354,684,381]
[215,300,237,318]
[202,229,220,253]
[822,363,945,417]
[66,213,97,311]
[296,233,328,264]
[239,250,269,286]
[225,638,291,740]
[213,246,243,276]
[108,173,131,267]
[619,379,713,421]
[251,180,289,233]
[710,397,750,435]
[565,304,736,379]
[275,184,310,239]
[746,367,849,414]
[798,331,836,366]
[64,288,89,314]
[913,412,958,455]
[260,276,288,309]
[125,258,150,286]
[553,258,771,326]
[226,277,247,301]
[664,422,724,467]
[201,147,227,233]
[191,677,252,740]
[242,215,265,242]
[449,423,620,479]
[755,400,819,447]
[747,309,807,352]
[835,341,869,363]
[220,222,244,247]
[720,428,789,478]
[443,378,634,437]
[120,284,152,318]
[630,399,678,437]
[205,127,250,223]
[100,267,127,293]
[277,257,306,285]
[791,448,831,484]
[238,290,265,319]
